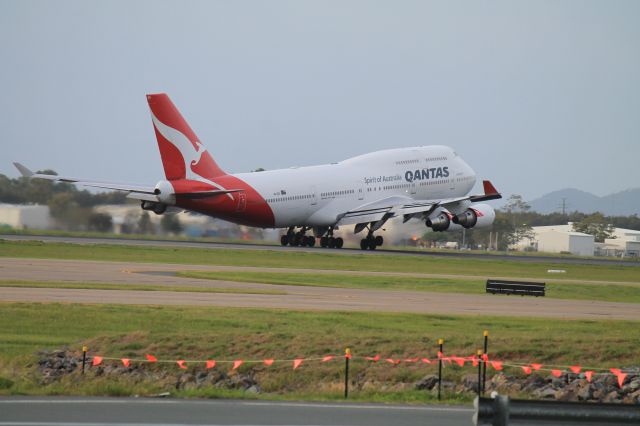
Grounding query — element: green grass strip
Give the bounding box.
[179,271,640,304]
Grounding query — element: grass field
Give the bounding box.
[2,240,639,282]
[180,271,640,303]
[1,302,638,401]
[0,280,286,295]
[1,239,639,402]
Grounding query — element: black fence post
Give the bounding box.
[477,349,482,397]
[344,348,350,399]
[482,330,488,394]
[437,338,444,401]
[81,345,87,375]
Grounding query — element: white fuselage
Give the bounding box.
[236,145,476,228]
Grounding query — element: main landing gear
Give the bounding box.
[280,227,344,249]
[319,227,343,249]
[360,230,383,251]
[280,227,316,247]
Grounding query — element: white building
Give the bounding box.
[513,223,595,256]
[0,204,51,230]
[599,228,640,258]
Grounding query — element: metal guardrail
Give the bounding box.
[474,395,640,425]
[486,279,545,297]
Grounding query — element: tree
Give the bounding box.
[500,195,534,249]
[572,213,615,242]
[137,211,154,234]
[160,214,183,235]
[88,212,113,232]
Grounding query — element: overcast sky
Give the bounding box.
[1,0,638,200]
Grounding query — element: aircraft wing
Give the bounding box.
[335,180,501,227]
[13,163,242,202]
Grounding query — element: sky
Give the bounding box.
[1,0,638,201]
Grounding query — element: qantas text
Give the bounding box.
[404,167,449,182]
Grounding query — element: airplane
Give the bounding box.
[14,93,501,250]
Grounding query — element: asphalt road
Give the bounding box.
[2,258,640,320]
[0,397,473,426]
[3,234,638,266]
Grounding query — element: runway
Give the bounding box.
[3,234,639,266]
[0,397,473,426]
[2,258,639,320]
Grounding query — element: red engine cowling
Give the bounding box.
[451,204,495,229]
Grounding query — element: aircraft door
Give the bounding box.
[410,182,417,195]
[358,187,364,200]
[310,185,317,205]
[236,192,246,212]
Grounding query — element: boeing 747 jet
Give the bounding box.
[15,93,501,250]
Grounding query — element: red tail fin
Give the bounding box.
[147,93,225,181]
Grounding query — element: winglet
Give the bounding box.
[469,180,502,202]
[482,180,498,196]
[13,162,34,177]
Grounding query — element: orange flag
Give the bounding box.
[206,360,216,369]
[481,354,489,362]
[322,355,334,362]
[551,369,562,377]
[232,360,243,370]
[145,354,157,363]
[263,359,274,366]
[176,360,187,369]
[385,358,400,365]
[421,358,431,364]
[617,373,627,388]
[366,355,380,362]
[345,352,352,360]
[569,365,581,374]
[121,358,130,367]
[521,366,532,375]
[531,363,543,371]
[293,359,304,369]
[437,351,443,359]
[92,356,103,366]
[584,371,594,383]
[451,357,464,367]
[472,358,479,367]
[404,358,419,363]
[490,361,503,371]
[610,368,622,376]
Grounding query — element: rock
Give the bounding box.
[533,385,556,399]
[246,385,261,394]
[461,374,479,392]
[415,375,438,391]
[603,390,620,403]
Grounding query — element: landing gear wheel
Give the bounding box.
[320,237,329,248]
[360,239,368,250]
[306,236,316,247]
[328,237,336,248]
[335,237,344,249]
[280,235,289,246]
[292,234,302,246]
[368,238,377,250]
[375,235,383,247]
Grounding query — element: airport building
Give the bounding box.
[514,223,640,257]
[513,224,595,256]
[0,204,50,230]
[596,228,640,258]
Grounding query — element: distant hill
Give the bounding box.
[528,188,640,216]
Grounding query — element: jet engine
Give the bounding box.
[451,203,495,229]
[425,209,453,232]
[140,180,176,215]
[154,180,176,205]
